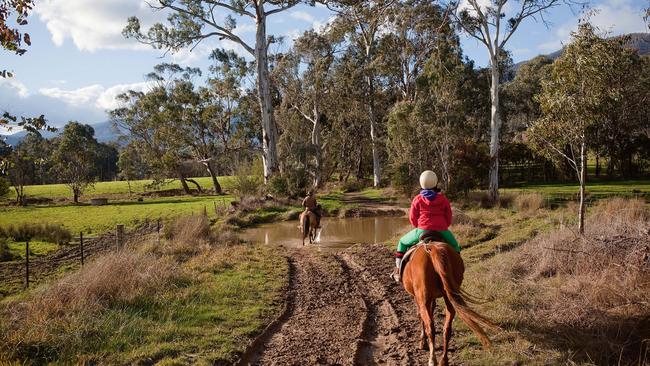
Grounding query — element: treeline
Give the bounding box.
[0,123,118,204]
[1,1,649,204]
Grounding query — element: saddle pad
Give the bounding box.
[399,243,425,281]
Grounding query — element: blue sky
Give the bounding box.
[1,0,647,132]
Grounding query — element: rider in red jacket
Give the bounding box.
[391,171,461,282]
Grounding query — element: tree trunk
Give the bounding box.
[312,106,322,188]
[186,178,203,193]
[178,171,191,195]
[204,160,222,194]
[595,154,600,177]
[73,189,79,204]
[127,180,132,197]
[366,74,381,187]
[255,12,279,184]
[578,139,586,234]
[488,57,501,202]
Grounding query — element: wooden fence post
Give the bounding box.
[203,205,207,217]
[214,201,218,215]
[116,224,125,248]
[24,240,29,288]
[80,232,84,266]
[157,218,161,246]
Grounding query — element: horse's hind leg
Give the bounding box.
[439,296,456,366]
[417,300,436,366]
[419,319,427,350]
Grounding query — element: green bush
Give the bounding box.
[391,164,415,196]
[285,168,309,197]
[341,180,365,193]
[268,176,289,196]
[0,178,9,198]
[232,165,262,198]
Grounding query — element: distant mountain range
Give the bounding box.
[513,33,650,72]
[1,121,122,147]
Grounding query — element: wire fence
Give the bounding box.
[0,221,163,295]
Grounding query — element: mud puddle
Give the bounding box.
[241,216,411,249]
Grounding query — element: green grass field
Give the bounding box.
[505,179,650,199]
[2,176,237,200]
[1,195,236,235]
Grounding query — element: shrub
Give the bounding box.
[268,175,289,196]
[0,177,9,198]
[285,167,309,197]
[341,180,365,193]
[514,193,546,214]
[391,164,415,196]
[232,164,262,198]
[0,223,71,244]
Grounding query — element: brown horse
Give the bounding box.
[299,209,318,245]
[402,242,495,366]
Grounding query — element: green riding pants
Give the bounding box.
[396,228,461,253]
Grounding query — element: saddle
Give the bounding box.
[398,231,448,281]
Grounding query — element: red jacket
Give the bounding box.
[409,193,452,231]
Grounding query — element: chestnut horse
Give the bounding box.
[402,242,495,366]
[299,210,318,245]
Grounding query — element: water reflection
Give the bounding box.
[241,216,411,250]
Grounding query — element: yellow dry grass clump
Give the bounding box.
[508,198,650,364]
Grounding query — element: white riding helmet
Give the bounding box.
[419,170,438,189]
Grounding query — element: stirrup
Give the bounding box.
[389,269,400,283]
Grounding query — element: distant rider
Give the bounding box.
[391,170,461,282]
[302,190,322,228]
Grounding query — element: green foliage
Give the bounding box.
[391,164,415,196]
[268,175,289,196]
[53,122,101,203]
[232,164,262,199]
[0,177,8,197]
[448,141,490,195]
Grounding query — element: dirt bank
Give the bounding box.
[238,244,471,366]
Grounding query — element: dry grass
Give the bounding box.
[460,191,517,209]
[0,223,71,244]
[0,251,187,361]
[0,214,285,364]
[513,193,546,214]
[504,198,650,364]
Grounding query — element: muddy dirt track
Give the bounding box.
[239,244,469,366]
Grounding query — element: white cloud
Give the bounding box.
[35,0,161,51]
[290,10,316,23]
[0,78,29,98]
[39,85,104,106]
[538,0,647,52]
[39,82,152,111]
[96,82,151,110]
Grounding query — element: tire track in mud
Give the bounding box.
[336,253,412,365]
[240,245,460,365]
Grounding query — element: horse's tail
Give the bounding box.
[428,245,496,348]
